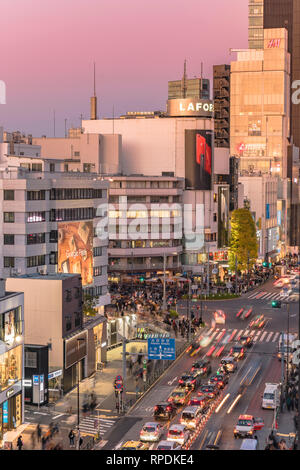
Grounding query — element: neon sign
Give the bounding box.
[267,39,281,49]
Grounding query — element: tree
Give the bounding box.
[229,208,258,272]
[82,293,99,316]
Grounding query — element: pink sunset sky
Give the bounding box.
[0,0,248,136]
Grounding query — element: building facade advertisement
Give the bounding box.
[64,331,87,370]
[58,221,93,286]
[167,98,214,117]
[217,186,229,248]
[185,130,213,190]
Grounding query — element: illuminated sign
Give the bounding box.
[6,389,15,398]
[167,98,214,117]
[48,369,62,380]
[267,39,281,49]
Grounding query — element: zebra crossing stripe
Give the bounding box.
[256,292,267,299]
[248,292,258,299]
[272,332,280,342]
[253,331,262,342]
[215,329,226,341]
[207,328,215,335]
[259,331,268,342]
[210,330,220,341]
[266,332,273,342]
[261,292,273,299]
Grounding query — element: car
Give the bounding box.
[213,310,226,324]
[153,402,177,420]
[156,440,182,450]
[186,341,201,357]
[230,344,245,360]
[139,422,164,442]
[190,359,212,376]
[234,415,264,439]
[188,395,211,411]
[209,373,229,389]
[168,388,191,406]
[121,441,150,450]
[239,336,253,348]
[178,372,201,391]
[289,293,299,302]
[219,357,237,373]
[167,424,190,446]
[198,383,220,398]
[249,314,266,329]
[274,279,285,288]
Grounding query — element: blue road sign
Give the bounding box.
[148,338,176,360]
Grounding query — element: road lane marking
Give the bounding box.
[266,332,274,342]
[199,429,209,450]
[248,365,261,385]
[240,366,252,385]
[215,393,230,413]
[272,332,280,342]
[52,413,64,420]
[259,331,268,342]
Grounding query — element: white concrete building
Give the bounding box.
[0,150,110,311]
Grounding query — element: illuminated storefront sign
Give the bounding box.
[267,39,281,48]
[48,370,62,380]
[167,98,214,117]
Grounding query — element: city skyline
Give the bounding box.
[0,0,248,136]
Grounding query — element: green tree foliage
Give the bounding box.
[82,293,98,316]
[229,208,258,272]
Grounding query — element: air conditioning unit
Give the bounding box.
[38,267,47,275]
[11,268,18,276]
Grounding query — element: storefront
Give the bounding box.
[107,314,137,349]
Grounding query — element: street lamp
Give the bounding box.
[76,337,85,450]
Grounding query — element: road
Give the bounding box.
[101,277,299,450]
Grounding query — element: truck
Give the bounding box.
[262,383,281,410]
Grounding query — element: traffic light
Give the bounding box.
[140,276,145,282]
[263,262,268,268]
[272,300,281,308]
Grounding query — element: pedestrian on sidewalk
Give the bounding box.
[17,435,23,451]
[68,429,75,447]
[286,395,292,411]
[31,430,36,449]
[36,423,42,442]
[41,436,47,450]
[79,437,83,450]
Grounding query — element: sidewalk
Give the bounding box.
[275,406,297,449]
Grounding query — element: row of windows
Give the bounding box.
[109,195,181,204]
[50,208,95,222]
[4,210,96,223]
[109,210,181,219]
[4,254,105,269]
[109,240,182,248]
[49,188,103,200]
[110,181,180,189]
[3,188,105,202]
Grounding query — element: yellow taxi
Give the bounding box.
[121,440,150,450]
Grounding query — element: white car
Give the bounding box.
[140,422,163,442]
[156,440,182,450]
[213,310,226,325]
[288,293,299,302]
[167,424,190,446]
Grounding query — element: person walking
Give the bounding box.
[17,435,23,451]
[41,435,47,450]
[36,423,42,442]
[68,429,75,447]
[31,430,36,449]
[286,395,292,412]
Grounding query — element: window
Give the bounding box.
[4,190,14,201]
[27,212,46,223]
[65,290,72,302]
[4,234,14,245]
[74,314,81,327]
[74,151,80,157]
[64,164,69,172]
[50,163,55,172]
[66,318,72,331]
[4,212,14,223]
[83,163,92,172]
[93,246,103,257]
[4,257,15,268]
[213,213,217,222]
[27,190,45,201]
[93,266,103,277]
[49,251,58,265]
[49,188,97,200]
[49,230,58,243]
[27,233,46,245]
[27,255,46,268]
[50,207,94,221]
[32,163,43,172]
[25,351,37,368]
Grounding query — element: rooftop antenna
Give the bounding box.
[181,59,187,98]
[90,62,98,120]
[53,110,56,137]
[200,62,203,99]
[64,118,67,138]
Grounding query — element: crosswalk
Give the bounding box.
[206,327,281,344]
[246,290,283,301]
[79,415,117,437]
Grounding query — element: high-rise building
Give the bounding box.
[263,0,300,248]
[248,0,264,49]
[168,62,210,100]
[213,65,230,148]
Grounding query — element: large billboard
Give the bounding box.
[218,186,229,248]
[185,130,213,190]
[58,221,93,286]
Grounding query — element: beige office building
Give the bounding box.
[230,28,290,178]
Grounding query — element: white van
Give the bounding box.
[240,438,258,450]
[180,406,202,429]
[262,383,281,409]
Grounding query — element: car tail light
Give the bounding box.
[166,406,171,411]
[191,367,195,372]
[191,379,195,383]
[154,406,158,410]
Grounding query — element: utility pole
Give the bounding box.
[235,254,238,294]
[280,331,285,412]
[188,278,191,341]
[207,249,210,298]
[122,316,127,412]
[247,252,250,290]
[163,252,166,312]
[286,302,290,388]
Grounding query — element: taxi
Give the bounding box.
[121,440,150,450]
[249,314,266,329]
[234,415,264,439]
[167,387,191,406]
